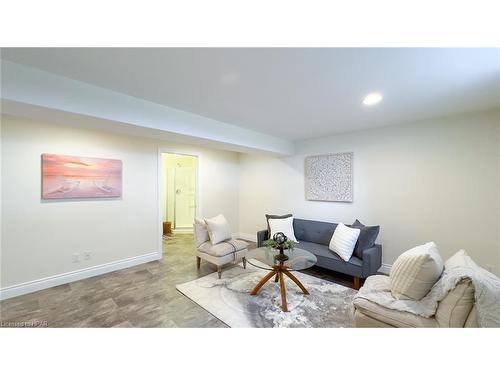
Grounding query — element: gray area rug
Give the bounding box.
[176,262,357,328]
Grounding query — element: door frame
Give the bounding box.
[157,147,202,257]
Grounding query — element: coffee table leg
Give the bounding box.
[279,271,288,312]
[250,270,277,295]
[283,270,309,295]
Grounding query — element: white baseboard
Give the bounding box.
[378,263,392,275]
[0,252,161,301]
[233,232,257,243]
[172,228,193,234]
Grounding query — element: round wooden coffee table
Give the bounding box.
[245,247,317,312]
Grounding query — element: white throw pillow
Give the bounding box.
[193,218,210,247]
[328,223,360,261]
[390,242,444,300]
[268,216,298,243]
[204,214,232,245]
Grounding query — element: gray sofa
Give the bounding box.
[257,218,382,288]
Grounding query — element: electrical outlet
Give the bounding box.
[83,251,92,261]
[72,253,80,263]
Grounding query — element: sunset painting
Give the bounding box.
[42,154,122,199]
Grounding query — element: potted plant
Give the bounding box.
[266,232,294,262]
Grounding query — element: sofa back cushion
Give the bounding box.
[435,278,475,327]
[293,218,337,246]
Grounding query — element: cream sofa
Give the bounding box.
[353,275,478,328]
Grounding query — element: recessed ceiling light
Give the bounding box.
[220,72,238,85]
[363,92,383,106]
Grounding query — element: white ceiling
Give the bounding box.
[2,48,500,141]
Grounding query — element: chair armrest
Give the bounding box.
[361,244,382,278]
[257,230,269,247]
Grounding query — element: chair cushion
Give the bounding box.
[204,214,232,245]
[198,239,248,257]
[350,219,380,259]
[390,242,444,300]
[435,278,475,327]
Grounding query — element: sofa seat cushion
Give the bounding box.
[298,241,360,263]
[198,239,248,257]
[297,240,362,278]
[354,297,439,328]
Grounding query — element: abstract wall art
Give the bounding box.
[305,152,353,202]
[41,154,122,199]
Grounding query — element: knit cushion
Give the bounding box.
[390,242,444,300]
[328,223,361,261]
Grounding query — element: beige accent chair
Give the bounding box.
[194,222,248,278]
[353,276,478,328]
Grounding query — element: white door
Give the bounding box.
[174,166,196,228]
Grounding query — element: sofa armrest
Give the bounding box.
[257,230,269,247]
[361,244,382,278]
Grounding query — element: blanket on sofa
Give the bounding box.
[354,250,500,327]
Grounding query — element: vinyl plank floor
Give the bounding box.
[0,234,355,328]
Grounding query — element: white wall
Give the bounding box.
[0,115,240,293]
[239,110,500,274]
[498,124,500,271]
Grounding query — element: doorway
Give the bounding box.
[161,153,198,232]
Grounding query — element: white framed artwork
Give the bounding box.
[305,152,353,202]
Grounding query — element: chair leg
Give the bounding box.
[242,257,247,269]
[217,266,222,279]
[196,256,201,269]
[353,276,361,290]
